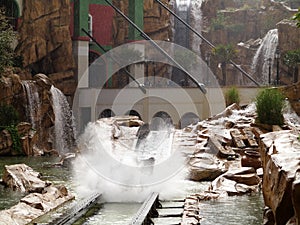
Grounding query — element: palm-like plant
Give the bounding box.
[293,9,300,27]
[212,44,237,86]
[283,49,300,83]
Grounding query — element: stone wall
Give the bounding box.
[16,0,76,98]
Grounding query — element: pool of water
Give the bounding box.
[0,156,74,210]
[0,156,264,224]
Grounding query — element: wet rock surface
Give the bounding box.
[0,164,74,225]
[2,164,46,193]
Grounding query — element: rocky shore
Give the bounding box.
[180,103,300,225]
[0,164,74,225]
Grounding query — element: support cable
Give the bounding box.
[104,0,207,94]
[154,0,260,87]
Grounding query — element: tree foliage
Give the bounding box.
[212,44,237,64]
[0,9,17,73]
[293,8,300,27]
[283,49,300,68]
[212,44,237,85]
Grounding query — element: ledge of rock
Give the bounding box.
[0,164,74,224]
[260,130,300,225]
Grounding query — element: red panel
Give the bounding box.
[89,4,115,46]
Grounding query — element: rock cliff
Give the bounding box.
[16,0,76,98]
[200,0,299,86]
[259,130,300,225]
[112,0,172,82]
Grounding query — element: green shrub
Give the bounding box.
[225,87,240,106]
[0,104,19,130]
[6,125,22,153]
[255,88,285,125]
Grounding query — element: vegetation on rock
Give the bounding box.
[0,9,17,74]
[0,104,19,129]
[293,8,300,27]
[0,104,21,153]
[255,88,285,125]
[225,87,240,107]
[283,49,300,82]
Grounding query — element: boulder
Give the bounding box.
[210,167,261,196]
[0,185,73,225]
[188,153,227,181]
[2,164,47,193]
[260,130,300,225]
[0,164,74,225]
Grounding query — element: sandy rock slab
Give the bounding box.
[0,164,74,225]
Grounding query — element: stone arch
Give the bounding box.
[179,112,200,129]
[0,0,21,28]
[151,111,173,130]
[99,109,115,119]
[126,109,141,120]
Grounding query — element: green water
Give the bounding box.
[0,156,74,210]
[0,157,264,224]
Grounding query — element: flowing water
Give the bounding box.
[51,86,77,155]
[251,29,278,85]
[190,0,204,54]
[22,80,41,128]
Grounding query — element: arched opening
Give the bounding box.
[99,109,115,119]
[151,111,173,130]
[125,110,141,120]
[0,0,20,29]
[179,112,200,129]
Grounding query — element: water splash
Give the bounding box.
[50,86,76,155]
[22,80,41,128]
[73,119,185,202]
[251,29,278,84]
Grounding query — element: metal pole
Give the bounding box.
[268,58,272,85]
[154,0,260,87]
[81,28,146,94]
[276,57,279,85]
[104,0,207,94]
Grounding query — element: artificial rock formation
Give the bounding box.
[0,72,68,155]
[0,164,74,225]
[260,130,300,225]
[112,0,172,82]
[16,0,76,97]
[200,0,299,86]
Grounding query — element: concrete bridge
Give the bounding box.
[74,86,260,131]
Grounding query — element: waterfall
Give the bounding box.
[190,0,204,54]
[251,29,278,85]
[22,80,41,129]
[50,86,76,155]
